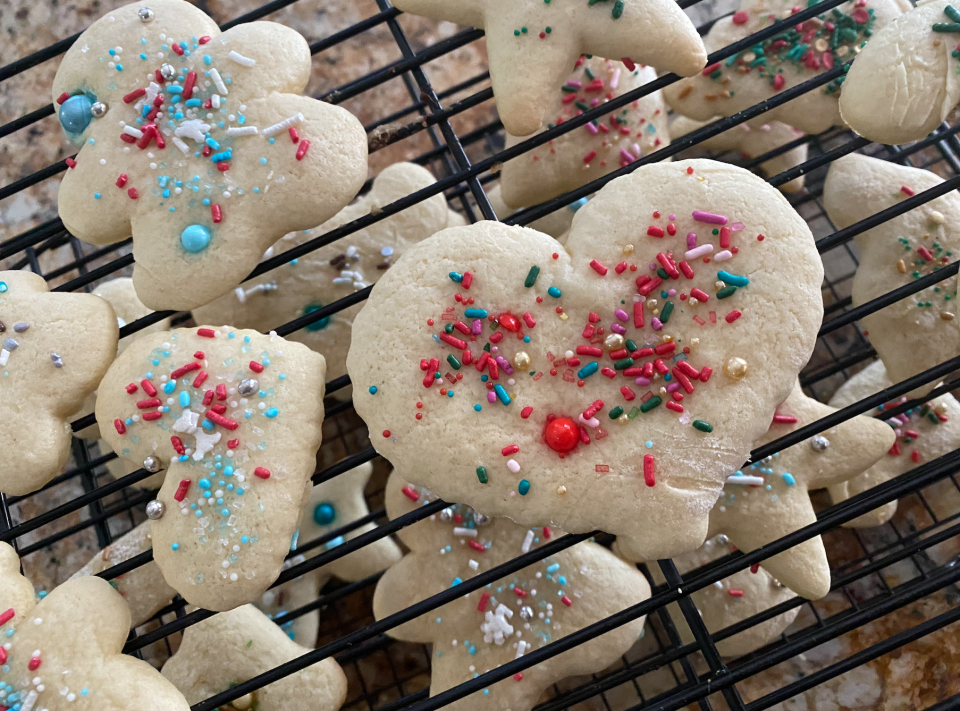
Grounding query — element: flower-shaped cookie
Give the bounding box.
[193,163,458,390]
[391,0,706,137]
[663,0,910,136]
[0,541,190,711]
[485,185,577,240]
[0,271,118,496]
[70,520,176,627]
[53,0,368,312]
[828,360,960,527]
[615,534,799,657]
[259,462,402,647]
[670,116,808,193]
[840,0,960,144]
[162,604,347,711]
[374,473,650,711]
[348,159,824,560]
[96,326,327,611]
[499,59,669,209]
[74,277,172,442]
[824,153,960,397]
[701,381,894,599]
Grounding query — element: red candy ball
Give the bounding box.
[498,313,521,333]
[544,417,579,453]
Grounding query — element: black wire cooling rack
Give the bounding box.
[3,0,960,710]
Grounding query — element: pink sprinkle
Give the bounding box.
[730,222,745,231]
[566,80,583,89]
[635,377,652,386]
[685,244,713,260]
[666,382,680,393]
[651,317,663,331]
[471,319,483,335]
[900,185,916,197]
[610,68,621,90]
[686,232,698,249]
[619,149,636,164]
[669,214,676,220]
[614,309,629,322]
[692,210,728,225]
[586,122,599,135]
[487,392,497,403]
[610,323,626,335]
[590,259,609,275]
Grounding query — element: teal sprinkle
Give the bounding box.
[464,308,488,318]
[369,386,378,394]
[518,479,531,495]
[171,543,179,551]
[548,286,562,298]
[493,384,511,405]
[782,473,796,486]
[265,408,279,418]
[577,362,599,379]
[718,270,749,287]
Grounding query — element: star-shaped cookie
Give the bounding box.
[615,534,799,657]
[670,116,808,193]
[663,0,911,135]
[162,604,347,711]
[827,360,960,527]
[373,472,650,711]
[392,0,706,137]
[0,541,189,711]
[259,462,402,647]
[824,153,960,397]
[699,380,895,599]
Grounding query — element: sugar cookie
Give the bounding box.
[824,153,960,397]
[670,117,807,193]
[0,541,190,711]
[96,326,326,611]
[391,0,706,137]
[499,59,669,209]
[193,163,458,391]
[840,0,960,145]
[162,604,347,711]
[74,278,172,441]
[348,159,823,560]
[663,0,910,135]
[53,0,368,311]
[0,271,118,496]
[828,360,960,527]
[485,184,577,240]
[700,380,894,599]
[374,473,650,711]
[615,534,799,657]
[258,462,402,647]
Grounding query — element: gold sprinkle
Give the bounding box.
[659,386,668,396]
[723,357,749,380]
[941,312,956,321]
[691,338,700,347]
[936,403,949,415]
[647,299,658,310]
[559,312,569,321]
[623,244,635,255]
[617,414,630,426]
[814,38,829,52]
[661,334,674,343]
[557,485,567,495]
[742,51,757,63]
[934,39,942,47]
[232,694,254,711]
[897,259,907,274]
[715,281,725,291]
[689,298,700,306]
[651,309,660,316]
[837,46,849,57]
[605,334,625,351]
[513,351,531,370]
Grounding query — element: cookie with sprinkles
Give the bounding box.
[374,472,650,711]
[258,461,403,647]
[840,0,960,144]
[390,0,706,137]
[615,534,799,657]
[485,184,578,240]
[499,59,669,209]
[348,159,824,560]
[670,116,808,193]
[827,360,960,527]
[700,380,895,600]
[162,604,347,711]
[0,540,190,711]
[824,153,960,398]
[0,271,119,496]
[70,520,176,628]
[52,0,369,312]
[193,163,459,394]
[662,0,911,136]
[95,326,326,611]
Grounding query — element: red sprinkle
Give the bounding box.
[115,173,128,188]
[199,35,211,44]
[772,414,798,424]
[699,367,713,382]
[127,188,139,200]
[679,260,695,279]
[228,439,240,449]
[289,127,300,144]
[439,332,468,350]
[728,589,745,597]
[643,454,655,487]
[182,71,197,100]
[522,312,536,328]
[211,204,223,223]
[514,673,524,682]
[647,226,665,238]
[215,383,227,401]
[589,259,609,276]
[621,386,636,401]
[725,310,743,323]
[28,658,41,671]
[513,587,528,598]
[174,479,191,502]
[216,162,230,172]
[193,351,205,360]
[192,371,209,388]
[142,411,163,421]
[750,564,760,574]
[202,390,215,406]
[702,62,721,76]
[733,10,749,23]
[468,540,485,553]
[561,595,572,607]
[249,361,265,373]
[478,591,491,612]
[140,379,157,397]
[911,450,921,463]
[401,485,419,501]
[254,467,272,479]
[583,150,597,164]
[137,398,162,409]
[114,419,126,435]
[206,411,239,430]
[462,271,473,290]
[690,288,710,302]
[171,361,202,379]
[773,74,785,91]
[65,157,77,168]
[621,57,636,71]
[502,444,520,456]
[900,185,916,197]
[296,139,311,161]
[521,406,533,419]
[171,42,184,56]
[633,301,645,328]
[197,328,216,338]
[119,133,136,144]
[56,92,71,105]
[125,383,139,394]
[171,436,186,455]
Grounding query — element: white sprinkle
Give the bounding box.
[725,475,765,486]
[332,277,353,286]
[33,618,42,625]
[515,640,528,659]
[122,125,144,139]
[226,126,259,136]
[20,690,38,711]
[0,350,9,367]
[468,559,479,570]
[230,573,238,581]
[262,112,304,137]
[228,50,256,67]
[714,580,724,589]
[578,414,600,429]
[507,459,520,474]
[521,530,534,554]
[714,250,733,262]
[684,244,713,260]
[209,68,229,95]
[99,158,106,165]
[211,94,221,109]
[610,68,621,90]
[453,527,477,538]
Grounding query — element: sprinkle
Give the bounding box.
[647,226,665,238]
[713,250,733,261]
[548,286,562,298]
[521,406,533,419]
[263,113,304,137]
[174,479,191,501]
[589,259,608,275]
[782,473,796,486]
[476,466,488,484]
[716,285,738,299]
[643,455,655,487]
[727,474,764,485]
[692,210,728,225]
[524,266,541,287]
[772,414,797,424]
[728,589,745,597]
[521,530,535,553]
[718,270,749,287]
[249,360,265,373]
[725,310,742,323]
[114,419,126,435]
[502,444,520,456]
[197,328,217,338]
[208,67,229,95]
[692,420,714,433]
[900,185,916,197]
[518,479,530,495]
[478,592,491,611]
[226,126,259,136]
[228,50,257,67]
[494,384,511,405]
[254,467,272,479]
[464,308,488,318]
[123,125,145,139]
[577,362,599,379]
[296,139,311,160]
[123,87,147,104]
[640,396,662,413]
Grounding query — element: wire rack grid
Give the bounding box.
[1,1,960,710]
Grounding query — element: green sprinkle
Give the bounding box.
[614,358,634,370]
[575,100,591,112]
[518,479,531,495]
[447,354,462,370]
[476,466,488,484]
[656,267,670,280]
[524,266,540,287]
[660,301,674,324]
[246,640,253,648]
[933,22,960,31]
[625,339,638,352]
[716,285,738,299]
[584,67,595,80]
[612,0,624,18]
[640,396,662,413]
[628,407,641,419]
[692,419,714,433]
[444,323,454,334]
[609,406,624,419]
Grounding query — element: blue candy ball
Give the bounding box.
[181,224,211,253]
[58,95,93,136]
[313,501,337,526]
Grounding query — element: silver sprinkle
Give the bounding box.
[519,606,533,621]
[472,512,490,526]
[3,338,17,351]
[90,101,108,118]
[138,6,154,21]
[145,499,165,519]
[160,63,176,80]
[810,435,830,452]
[237,378,258,396]
[439,507,454,522]
[50,353,63,368]
[12,323,29,333]
[143,455,162,473]
[716,533,730,545]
